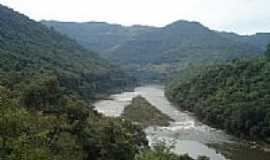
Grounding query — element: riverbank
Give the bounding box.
[165,91,270,153]
[92,85,136,100]
[94,85,270,160]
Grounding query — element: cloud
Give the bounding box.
[0,0,269,34]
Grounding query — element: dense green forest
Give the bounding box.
[0,83,149,160]
[0,4,206,160]
[0,4,143,160]
[122,96,173,128]
[0,4,135,101]
[166,47,270,142]
[43,20,263,82]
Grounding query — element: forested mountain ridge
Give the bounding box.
[43,20,263,82]
[42,20,153,56]
[0,5,206,160]
[0,4,149,160]
[105,20,260,64]
[0,4,134,100]
[220,32,270,50]
[166,47,270,142]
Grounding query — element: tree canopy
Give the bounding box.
[166,51,270,142]
[0,4,201,160]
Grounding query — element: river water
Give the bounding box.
[94,85,270,160]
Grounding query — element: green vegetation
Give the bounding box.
[0,4,148,160]
[135,142,209,160]
[0,4,134,101]
[220,32,270,51]
[0,4,202,160]
[0,83,148,160]
[43,20,262,82]
[266,44,270,58]
[41,20,152,56]
[166,49,270,142]
[122,96,173,128]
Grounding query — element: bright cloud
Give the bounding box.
[0,0,269,34]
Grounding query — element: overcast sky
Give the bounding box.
[0,0,269,35]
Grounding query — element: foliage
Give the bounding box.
[0,4,145,160]
[0,83,149,160]
[266,44,270,58]
[43,20,262,82]
[166,53,270,142]
[0,86,84,160]
[79,115,148,160]
[135,142,208,160]
[0,4,135,100]
[0,4,208,160]
[122,96,173,128]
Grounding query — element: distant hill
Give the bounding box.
[42,20,153,56]
[43,20,263,82]
[0,5,134,100]
[219,32,270,50]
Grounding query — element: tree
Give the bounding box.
[166,55,270,141]
[135,142,195,160]
[266,44,270,58]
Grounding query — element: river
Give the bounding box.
[94,85,270,160]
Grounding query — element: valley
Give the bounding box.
[43,20,264,83]
[0,2,270,160]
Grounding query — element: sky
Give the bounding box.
[0,0,270,35]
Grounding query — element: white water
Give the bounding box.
[94,85,270,160]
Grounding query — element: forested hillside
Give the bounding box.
[0,4,208,160]
[0,5,135,100]
[0,4,145,160]
[220,32,270,50]
[43,20,263,82]
[42,20,152,56]
[166,47,270,142]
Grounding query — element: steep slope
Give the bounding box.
[43,20,262,82]
[166,48,270,142]
[0,5,134,100]
[0,4,149,160]
[0,5,203,160]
